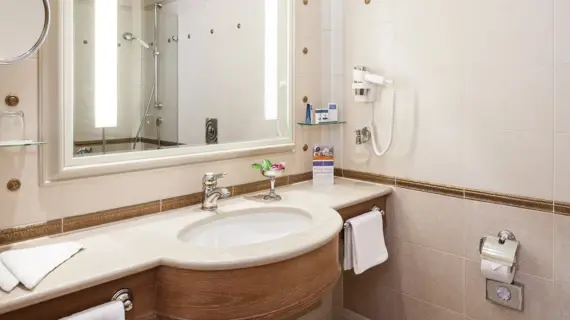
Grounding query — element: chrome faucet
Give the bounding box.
[202,173,231,211]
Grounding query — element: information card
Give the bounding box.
[312,145,334,186]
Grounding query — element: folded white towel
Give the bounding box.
[0,261,19,292]
[0,242,83,291]
[343,210,388,275]
[61,301,125,320]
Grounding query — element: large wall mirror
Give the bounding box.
[41,0,294,182]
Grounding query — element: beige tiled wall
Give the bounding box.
[0,0,326,229]
[345,188,570,320]
[341,0,570,319]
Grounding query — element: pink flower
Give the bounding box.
[270,163,285,170]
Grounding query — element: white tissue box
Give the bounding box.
[315,109,329,124]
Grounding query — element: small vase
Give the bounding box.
[261,169,285,201]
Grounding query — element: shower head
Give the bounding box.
[122,32,152,50]
[123,32,136,41]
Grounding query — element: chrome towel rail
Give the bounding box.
[112,288,133,312]
[344,206,385,229]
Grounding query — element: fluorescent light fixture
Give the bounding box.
[94,0,118,128]
[264,0,278,121]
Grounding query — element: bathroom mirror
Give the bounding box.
[0,0,51,64]
[71,0,291,156]
[40,0,294,182]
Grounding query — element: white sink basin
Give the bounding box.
[178,207,313,248]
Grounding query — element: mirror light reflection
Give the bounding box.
[73,0,291,157]
[94,0,118,129]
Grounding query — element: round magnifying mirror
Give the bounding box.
[0,0,51,65]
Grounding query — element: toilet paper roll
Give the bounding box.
[481,259,515,284]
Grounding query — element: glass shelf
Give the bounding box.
[296,121,346,127]
[0,140,47,148]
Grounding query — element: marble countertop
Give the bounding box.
[0,177,392,314]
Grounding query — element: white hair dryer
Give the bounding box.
[352,66,394,103]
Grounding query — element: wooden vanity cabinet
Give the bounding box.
[0,240,339,320]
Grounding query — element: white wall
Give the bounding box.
[173,0,287,146]
[320,0,345,168]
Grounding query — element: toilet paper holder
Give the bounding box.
[479,230,516,251]
[479,230,520,268]
[479,230,524,311]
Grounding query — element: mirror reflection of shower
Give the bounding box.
[122,32,152,51]
[71,0,291,158]
[132,2,163,150]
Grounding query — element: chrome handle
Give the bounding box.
[479,236,487,254]
[112,288,133,312]
[202,172,227,184]
[498,230,516,245]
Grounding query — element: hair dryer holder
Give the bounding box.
[352,66,393,103]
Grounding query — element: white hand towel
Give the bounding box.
[343,210,388,275]
[0,261,19,292]
[0,242,83,290]
[61,301,125,320]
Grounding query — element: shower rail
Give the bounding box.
[131,2,163,150]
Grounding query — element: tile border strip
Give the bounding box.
[554,202,570,215]
[341,169,395,186]
[3,168,566,246]
[465,188,553,213]
[338,169,559,214]
[161,193,202,212]
[0,220,62,246]
[62,201,162,233]
[0,172,314,246]
[396,178,464,199]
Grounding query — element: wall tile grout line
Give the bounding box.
[462,258,467,315]
[381,285,465,319]
[391,236,469,262]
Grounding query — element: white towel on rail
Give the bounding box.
[61,301,125,320]
[343,210,388,275]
